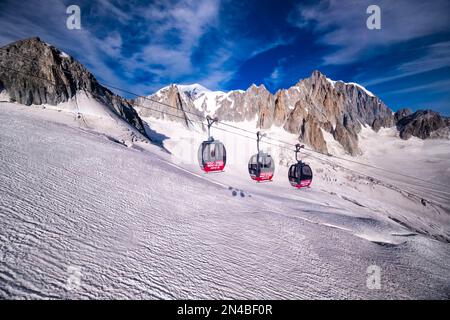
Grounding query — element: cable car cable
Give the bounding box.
[1,51,447,188]
[1,59,448,191]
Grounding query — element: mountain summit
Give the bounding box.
[138,70,397,155]
[0,37,146,136]
[135,70,450,155]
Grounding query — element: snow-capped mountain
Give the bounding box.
[134,83,243,127]
[138,71,449,156]
[133,84,204,129]
[136,71,395,155]
[177,83,226,113]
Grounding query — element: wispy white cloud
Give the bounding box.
[0,0,228,93]
[95,0,134,24]
[0,0,297,94]
[382,79,450,96]
[86,0,223,89]
[398,41,450,74]
[265,67,282,86]
[263,57,288,88]
[362,41,450,86]
[0,0,131,90]
[290,0,450,65]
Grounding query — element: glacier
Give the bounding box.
[0,101,449,299]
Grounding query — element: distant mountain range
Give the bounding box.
[1,37,449,155]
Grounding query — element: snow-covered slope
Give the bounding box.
[177,84,227,115]
[325,77,375,97]
[0,90,10,102]
[11,91,147,146]
[347,82,375,97]
[1,102,449,299]
[140,112,450,243]
[151,83,229,115]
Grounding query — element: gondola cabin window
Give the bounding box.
[302,165,312,178]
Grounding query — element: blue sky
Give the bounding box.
[0,0,449,114]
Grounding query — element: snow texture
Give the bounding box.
[0,101,449,299]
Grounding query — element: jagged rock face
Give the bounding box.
[142,71,397,155]
[1,37,94,105]
[372,118,383,132]
[274,86,303,123]
[273,90,289,126]
[294,71,394,154]
[397,110,450,140]
[299,114,328,154]
[394,108,413,123]
[266,70,395,155]
[0,37,146,136]
[133,85,204,129]
[283,98,309,134]
[334,81,394,130]
[305,71,344,124]
[333,121,359,155]
[278,72,344,155]
[215,84,275,129]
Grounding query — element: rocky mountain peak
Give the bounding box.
[0,37,146,136]
[247,83,269,93]
[133,82,203,129]
[396,109,450,140]
[278,70,395,155]
[137,70,399,155]
[311,69,326,80]
[394,108,413,122]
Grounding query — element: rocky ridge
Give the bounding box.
[0,37,146,136]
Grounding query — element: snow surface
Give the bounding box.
[0,90,10,102]
[192,90,227,115]
[142,114,450,243]
[177,83,211,96]
[347,82,375,97]
[35,91,145,145]
[152,84,226,115]
[1,102,449,299]
[325,77,375,97]
[326,77,337,88]
[59,51,70,59]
